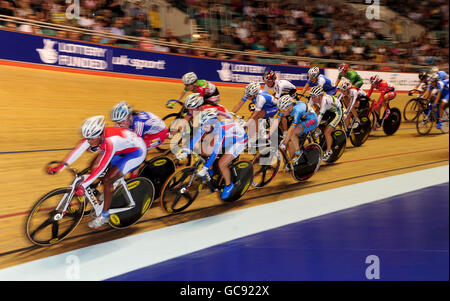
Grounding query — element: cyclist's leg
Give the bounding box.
[383,91,396,119]
[324,109,341,158]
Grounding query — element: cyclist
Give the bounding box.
[267,95,318,165]
[46,115,147,230]
[335,63,364,89]
[307,85,343,161]
[184,93,231,120]
[367,74,397,129]
[176,109,248,199]
[409,71,430,97]
[178,72,220,104]
[262,70,298,101]
[301,66,338,97]
[231,82,278,146]
[337,78,367,129]
[423,73,449,130]
[111,101,168,150]
[431,67,449,84]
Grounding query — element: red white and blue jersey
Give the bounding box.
[61,127,146,189]
[129,111,166,136]
[189,120,248,169]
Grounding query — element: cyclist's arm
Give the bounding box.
[81,139,115,188]
[59,139,91,171]
[300,83,310,95]
[232,97,246,114]
[335,74,342,86]
[433,91,442,105]
[346,92,358,115]
[178,90,187,101]
[367,85,374,98]
[268,113,282,137]
[204,127,223,169]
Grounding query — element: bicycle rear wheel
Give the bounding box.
[108,177,155,229]
[26,188,86,246]
[292,143,322,181]
[383,108,401,136]
[440,104,449,133]
[160,168,202,213]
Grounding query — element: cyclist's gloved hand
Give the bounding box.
[408,91,413,96]
[279,143,286,150]
[197,166,209,177]
[46,164,64,175]
[176,149,188,160]
[74,184,85,196]
[166,99,177,108]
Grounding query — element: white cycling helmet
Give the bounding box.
[308,66,320,79]
[310,85,324,97]
[111,101,132,122]
[245,82,260,97]
[182,72,198,85]
[81,115,105,139]
[338,78,352,91]
[200,108,218,127]
[184,93,204,109]
[431,66,439,74]
[277,95,294,110]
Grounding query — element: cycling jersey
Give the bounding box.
[189,120,248,169]
[308,94,343,128]
[276,101,318,134]
[61,127,146,189]
[429,80,449,101]
[129,111,167,149]
[338,70,364,88]
[241,90,278,117]
[263,79,297,99]
[367,80,396,106]
[307,74,337,95]
[338,87,367,115]
[438,71,449,83]
[186,79,219,102]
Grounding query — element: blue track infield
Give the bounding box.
[108,183,449,281]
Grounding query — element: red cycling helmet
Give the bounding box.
[263,70,277,81]
[338,63,349,74]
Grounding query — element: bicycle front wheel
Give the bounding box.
[416,108,434,135]
[160,168,202,214]
[403,99,421,122]
[26,188,86,246]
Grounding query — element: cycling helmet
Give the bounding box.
[429,73,440,82]
[338,78,352,91]
[431,66,439,74]
[111,101,132,122]
[200,108,218,127]
[310,85,324,97]
[338,63,349,74]
[184,93,204,109]
[370,75,381,85]
[262,70,277,81]
[245,82,261,97]
[81,115,105,139]
[308,66,320,79]
[277,95,294,110]
[418,71,428,81]
[182,72,198,85]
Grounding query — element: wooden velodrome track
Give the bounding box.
[0,64,448,270]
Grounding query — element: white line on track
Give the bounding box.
[0,165,448,281]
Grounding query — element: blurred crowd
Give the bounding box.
[0,0,448,71]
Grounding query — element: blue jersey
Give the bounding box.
[189,120,248,169]
[307,74,337,95]
[429,80,449,100]
[242,91,277,110]
[129,111,166,136]
[438,71,449,83]
[276,102,318,134]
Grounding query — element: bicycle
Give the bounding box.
[416,100,450,135]
[137,155,176,199]
[339,96,372,147]
[160,154,253,214]
[157,99,190,153]
[363,96,401,136]
[252,132,322,187]
[26,161,155,246]
[309,111,347,164]
[403,93,425,122]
